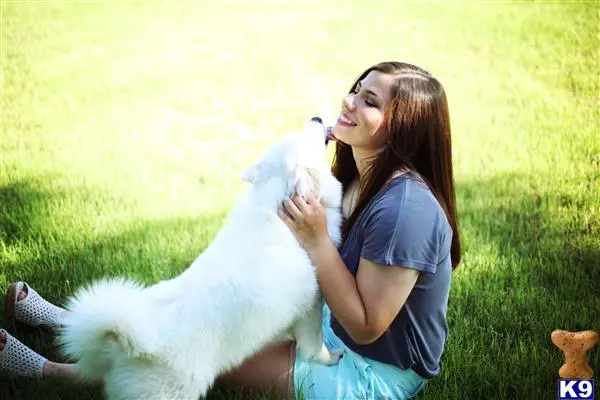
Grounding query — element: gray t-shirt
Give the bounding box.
[331,172,453,379]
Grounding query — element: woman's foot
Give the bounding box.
[4,282,68,329]
[0,329,47,377]
[0,330,84,381]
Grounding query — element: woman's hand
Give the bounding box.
[278,192,330,253]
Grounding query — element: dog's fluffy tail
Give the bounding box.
[58,278,156,379]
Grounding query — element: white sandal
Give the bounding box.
[0,329,47,377]
[4,282,65,329]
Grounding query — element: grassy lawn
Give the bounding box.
[1,1,598,399]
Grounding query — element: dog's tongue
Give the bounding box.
[309,117,336,144]
[325,127,336,144]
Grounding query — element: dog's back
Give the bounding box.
[59,121,342,399]
[144,192,325,376]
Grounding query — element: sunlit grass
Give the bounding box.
[1,1,598,399]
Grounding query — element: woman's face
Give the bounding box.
[331,70,394,151]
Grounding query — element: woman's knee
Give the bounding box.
[215,340,295,398]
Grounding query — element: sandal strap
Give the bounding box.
[14,283,65,328]
[0,329,47,377]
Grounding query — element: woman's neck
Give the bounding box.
[351,146,382,181]
[351,145,410,184]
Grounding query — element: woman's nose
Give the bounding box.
[342,93,356,110]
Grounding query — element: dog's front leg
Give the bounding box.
[292,304,343,365]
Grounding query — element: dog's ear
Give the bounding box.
[241,162,262,184]
[293,167,321,199]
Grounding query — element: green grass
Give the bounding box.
[1,1,598,399]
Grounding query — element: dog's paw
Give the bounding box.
[321,347,344,366]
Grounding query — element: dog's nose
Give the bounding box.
[307,117,331,145]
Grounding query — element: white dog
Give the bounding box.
[58,119,343,400]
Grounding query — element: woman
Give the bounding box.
[1,61,460,399]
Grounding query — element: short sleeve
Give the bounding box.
[360,188,447,274]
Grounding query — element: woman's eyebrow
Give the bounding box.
[365,89,379,98]
[357,81,380,98]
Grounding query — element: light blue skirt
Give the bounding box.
[293,305,428,400]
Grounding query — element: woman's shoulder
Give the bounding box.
[377,172,434,205]
[358,172,452,271]
[370,172,449,228]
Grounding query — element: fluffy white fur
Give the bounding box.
[58,120,343,400]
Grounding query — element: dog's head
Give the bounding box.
[241,118,330,199]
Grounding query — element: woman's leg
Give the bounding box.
[1,287,87,382]
[1,331,293,391]
[5,284,294,394]
[41,360,85,382]
[215,340,296,399]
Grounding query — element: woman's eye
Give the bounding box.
[365,99,377,107]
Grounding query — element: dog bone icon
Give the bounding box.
[551,329,599,379]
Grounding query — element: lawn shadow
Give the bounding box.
[0,178,57,247]
[422,171,599,399]
[455,171,599,324]
[3,172,598,400]
[0,176,230,400]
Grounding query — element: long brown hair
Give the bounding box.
[332,61,461,268]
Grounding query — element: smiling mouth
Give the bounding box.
[338,113,357,127]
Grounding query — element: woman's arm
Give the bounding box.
[308,240,418,345]
[279,193,418,345]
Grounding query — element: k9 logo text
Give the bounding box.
[558,380,594,400]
